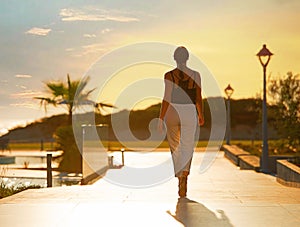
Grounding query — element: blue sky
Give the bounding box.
[1,0,300,134]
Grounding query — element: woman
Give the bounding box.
[159,46,204,197]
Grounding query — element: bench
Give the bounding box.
[239,155,260,172]
[276,160,300,188]
[222,144,261,171]
[222,144,250,166]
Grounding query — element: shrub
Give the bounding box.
[0,181,41,199]
[54,125,82,173]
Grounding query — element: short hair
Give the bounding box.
[174,46,189,63]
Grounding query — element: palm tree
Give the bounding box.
[35,74,115,123]
[34,74,116,173]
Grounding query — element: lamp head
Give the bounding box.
[225,84,234,98]
[257,44,273,67]
[256,44,273,57]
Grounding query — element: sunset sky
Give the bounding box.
[1,0,300,135]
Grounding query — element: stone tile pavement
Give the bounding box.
[0,150,299,226]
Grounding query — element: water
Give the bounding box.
[15,156,49,166]
[0,151,82,188]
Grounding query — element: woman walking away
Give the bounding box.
[159,46,204,198]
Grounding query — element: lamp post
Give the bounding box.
[256,44,273,173]
[225,84,234,145]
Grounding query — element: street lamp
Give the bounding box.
[225,84,234,145]
[256,44,273,173]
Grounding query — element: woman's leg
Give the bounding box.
[176,104,198,177]
[166,104,197,197]
[178,176,188,197]
[175,104,197,197]
[165,105,181,177]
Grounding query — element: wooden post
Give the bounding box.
[47,153,52,187]
[121,148,125,166]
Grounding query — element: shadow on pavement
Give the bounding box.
[167,198,234,227]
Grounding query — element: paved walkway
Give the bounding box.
[0,150,299,227]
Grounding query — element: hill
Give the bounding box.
[0,104,162,142]
[1,114,69,142]
[1,98,278,142]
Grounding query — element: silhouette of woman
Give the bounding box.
[159,46,204,197]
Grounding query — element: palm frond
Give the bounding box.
[94,102,116,114]
[34,97,57,105]
[95,102,116,109]
[46,82,65,97]
[35,74,108,117]
[34,97,57,113]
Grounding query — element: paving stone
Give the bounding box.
[0,151,299,227]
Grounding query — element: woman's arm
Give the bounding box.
[158,73,172,132]
[159,100,169,121]
[195,72,204,126]
[159,72,173,120]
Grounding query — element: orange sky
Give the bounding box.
[1,0,300,134]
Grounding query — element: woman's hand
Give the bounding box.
[157,118,165,134]
[198,114,204,126]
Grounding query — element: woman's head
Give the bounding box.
[174,46,189,64]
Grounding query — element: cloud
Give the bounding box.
[15,74,32,78]
[60,8,139,22]
[0,80,8,84]
[83,34,97,38]
[10,102,37,109]
[81,43,106,56]
[101,28,112,34]
[11,90,42,99]
[72,43,106,57]
[16,85,27,89]
[83,29,112,38]
[25,27,51,36]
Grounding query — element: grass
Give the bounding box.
[8,140,212,152]
[230,140,300,156]
[7,140,299,156]
[6,142,57,151]
[102,140,211,151]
